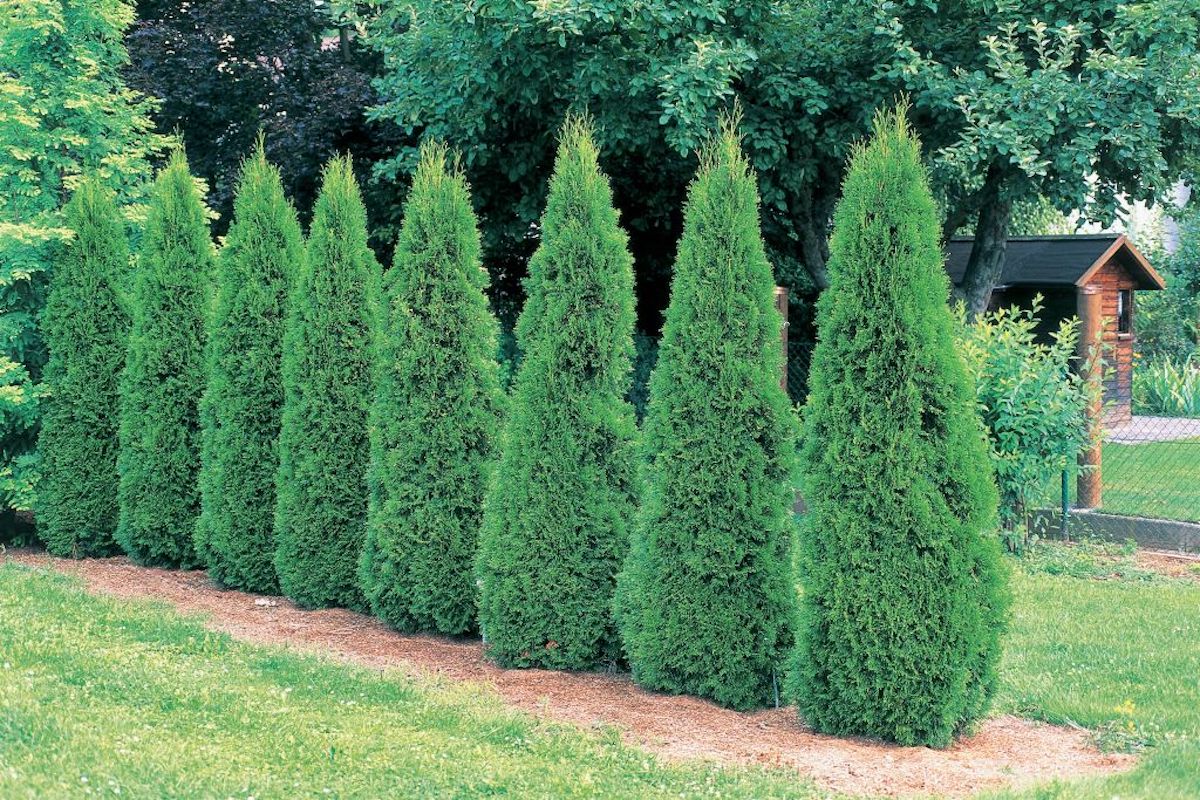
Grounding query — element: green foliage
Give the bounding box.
[195,143,303,592]
[36,181,129,557]
[476,117,638,670]
[0,563,828,800]
[1137,201,1200,364]
[368,1,1200,311]
[358,142,503,635]
[274,155,379,610]
[116,151,213,568]
[790,108,1008,747]
[1133,356,1200,418]
[616,122,799,711]
[0,0,166,509]
[957,300,1092,549]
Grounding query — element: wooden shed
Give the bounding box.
[945,234,1166,424]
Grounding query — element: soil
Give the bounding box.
[1136,549,1200,581]
[2,549,1136,799]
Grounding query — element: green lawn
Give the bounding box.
[1095,438,1200,523]
[991,562,1200,800]
[2,555,1198,799]
[0,563,816,799]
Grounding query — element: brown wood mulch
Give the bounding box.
[2,549,1135,798]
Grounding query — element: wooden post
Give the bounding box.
[775,286,789,394]
[1076,286,1103,509]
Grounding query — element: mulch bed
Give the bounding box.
[3,549,1135,798]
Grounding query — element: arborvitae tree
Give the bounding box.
[116,150,213,567]
[615,121,799,711]
[476,117,637,669]
[358,143,503,634]
[195,141,302,592]
[788,107,1008,747]
[274,155,378,609]
[37,180,130,557]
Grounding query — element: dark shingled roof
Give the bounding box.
[945,235,1125,287]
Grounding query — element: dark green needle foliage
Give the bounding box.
[37,180,130,557]
[615,120,800,711]
[116,150,214,568]
[274,155,379,610]
[788,107,1008,747]
[476,116,638,669]
[195,141,303,593]
[358,142,503,635]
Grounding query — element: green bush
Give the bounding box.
[37,180,130,557]
[1133,356,1200,418]
[358,143,503,634]
[476,117,638,669]
[195,142,302,592]
[957,299,1092,549]
[274,155,378,609]
[116,151,213,568]
[615,121,799,711]
[788,108,1008,747]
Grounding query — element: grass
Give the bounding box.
[0,562,818,800]
[989,550,1200,799]
[1094,438,1200,523]
[2,551,1198,799]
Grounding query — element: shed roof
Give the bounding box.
[945,234,1166,290]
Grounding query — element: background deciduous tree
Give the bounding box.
[368,0,1200,323]
[0,0,166,518]
[125,0,397,241]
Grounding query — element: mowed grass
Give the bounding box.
[0,562,817,800]
[990,565,1200,799]
[1098,438,1200,523]
[2,555,1199,799]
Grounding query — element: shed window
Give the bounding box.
[1117,289,1133,334]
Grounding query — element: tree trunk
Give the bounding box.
[954,169,1012,318]
[796,186,833,291]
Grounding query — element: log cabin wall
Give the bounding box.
[1091,259,1138,425]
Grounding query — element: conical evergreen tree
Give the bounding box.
[358,143,503,634]
[476,117,637,669]
[37,180,130,557]
[116,150,213,567]
[615,120,799,711]
[196,140,302,592]
[788,107,1008,747]
[274,155,378,609]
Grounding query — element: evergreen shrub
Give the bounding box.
[616,120,799,711]
[788,108,1009,747]
[116,150,213,567]
[358,142,503,634]
[476,116,638,669]
[196,141,302,591]
[38,180,130,557]
[274,155,378,609]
